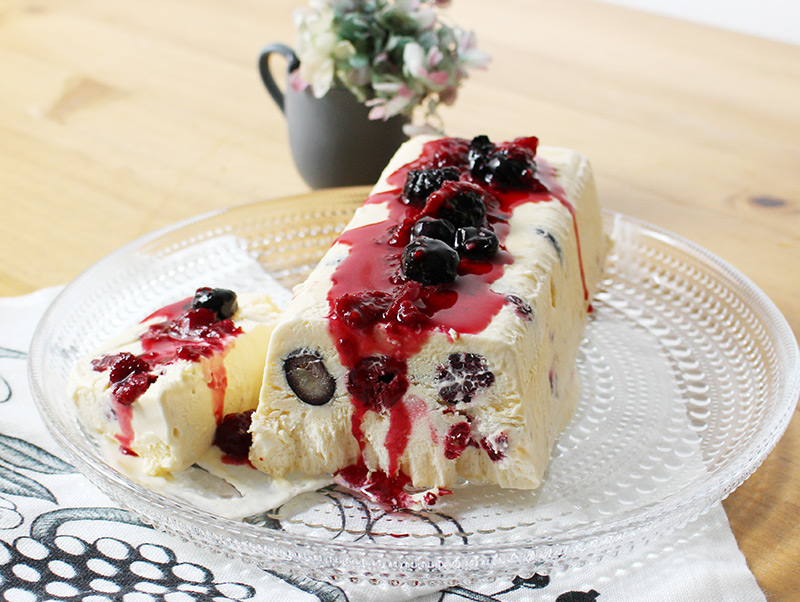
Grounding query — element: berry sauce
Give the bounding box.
[91,293,243,452]
[327,137,588,508]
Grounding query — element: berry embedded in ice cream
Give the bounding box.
[249,135,607,508]
[69,288,281,476]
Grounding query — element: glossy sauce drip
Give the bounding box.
[328,137,587,507]
[202,353,229,423]
[115,405,135,452]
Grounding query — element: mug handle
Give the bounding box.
[258,43,300,114]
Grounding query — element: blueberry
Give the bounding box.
[436,352,495,404]
[191,287,238,321]
[534,227,563,261]
[410,217,456,245]
[401,236,460,286]
[469,137,540,189]
[486,146,537,189]
[454,226,499,260]
[346,356,408,411]
[213,410,254,459]
[436,184,487,228]
[402,166,460,205]
[283,349,336,406]
[467,135,495,180]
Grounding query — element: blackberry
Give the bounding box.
[435,182,487,228]
[467,135,496,180]
[486,146,538,189]
[402,166,460,205]
[436,352,495,404]
[401,236,460,286]
[505,294,533,320]
[469,136,540,189]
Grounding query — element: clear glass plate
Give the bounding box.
[28,190,800,587]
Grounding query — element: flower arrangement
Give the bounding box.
[290,0,489,132]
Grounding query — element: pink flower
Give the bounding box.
[367,82,415,120]
[289,69,309,92]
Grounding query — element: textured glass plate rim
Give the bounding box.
[27,193,800,576]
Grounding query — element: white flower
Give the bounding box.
[455,28,491,69]
[402,42,426,79]
[294,4,339,97]
[290,0,490,129]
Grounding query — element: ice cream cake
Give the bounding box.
[69,288,280,476]
[249,135,606,507]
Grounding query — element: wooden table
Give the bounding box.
[2,0,798,596]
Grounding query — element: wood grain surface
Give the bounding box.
[1,0,798,596]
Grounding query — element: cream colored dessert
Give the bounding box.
[249,135,606,502]
[69,289,281,476]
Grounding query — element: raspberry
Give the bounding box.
[214,410,254,459]
[480,433,509,462]
[98,353,156,406]
[346,356,408,411]
[107,353,150,384]
[113,372,156,406]
[444,422,472,459]
[334,291,393,329]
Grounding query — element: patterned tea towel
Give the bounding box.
[0,287,766,602]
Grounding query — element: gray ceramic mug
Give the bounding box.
[259,43,408,190]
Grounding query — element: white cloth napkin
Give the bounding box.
[0,287,766,602]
